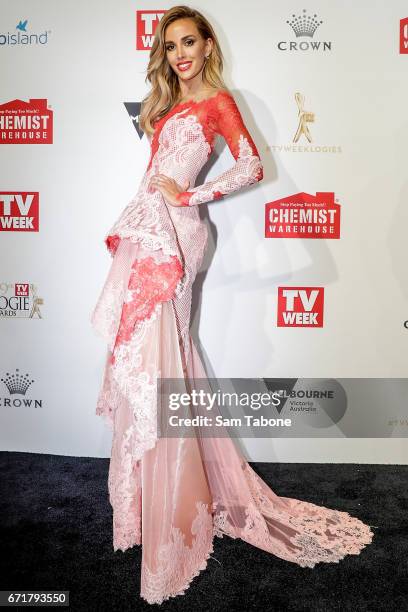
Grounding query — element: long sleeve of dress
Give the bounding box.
[175,93,264,207]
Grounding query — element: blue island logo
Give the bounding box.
[0,20,51,46]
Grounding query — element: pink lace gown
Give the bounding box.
[91,90,374,605]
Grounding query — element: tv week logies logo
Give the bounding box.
[265,192,340,239]
[0,192,39,231]
[136,11,165,50]
[277,287,324,327]
[400,18,408,54]
[0,99,53,144]
[267,92,342,155]
[0,283,44,318]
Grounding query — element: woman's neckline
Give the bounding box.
[152,88,231,132]
[170,88,229,112]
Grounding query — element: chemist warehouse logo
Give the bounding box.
[265,192,340,239]
[277,287,324,327]
[136,10,165,50]
[0,99,53,144]
[0,19,51,46]
[0,192,39,231]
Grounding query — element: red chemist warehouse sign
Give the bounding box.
[0,98,53,144]
[265,192,340,239]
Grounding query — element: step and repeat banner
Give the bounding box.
[1,1,407,461]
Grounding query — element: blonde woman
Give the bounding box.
[92,5,374,605]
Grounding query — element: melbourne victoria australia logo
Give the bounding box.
[277,287,324,327]
[0,99,53,144]
[124,102,144,139]
[0,192,39,231]
[0,368,42,409]
[267,92,342,155]
[136,11,165,50]
[0,283,44,318]
[278,9,331,51]
[265,192,340,239]
[0,20,51,46]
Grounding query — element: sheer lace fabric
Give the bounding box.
[91,91,374,605]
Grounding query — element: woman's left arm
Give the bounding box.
[175,92,264,207]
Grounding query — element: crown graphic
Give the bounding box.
[1,368,34,395]
[286,9,323,38]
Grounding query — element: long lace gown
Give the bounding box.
[91,90,374,605]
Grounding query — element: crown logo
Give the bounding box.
[287,9,323,38]
[1,368,34,395]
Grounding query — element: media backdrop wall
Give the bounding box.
[1,0,407,463]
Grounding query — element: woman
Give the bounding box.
[91,5,374,606]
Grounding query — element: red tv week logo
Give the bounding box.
[277,287,324,327]
[265,192,340,239]
[15,283,29,296]
[0,192,39,231]
[0,99,53,144]
[400,18,408,53]
[136,11,165,50]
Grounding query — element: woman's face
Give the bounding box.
[164,18,213,83]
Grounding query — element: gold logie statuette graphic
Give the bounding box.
[293,92,315,143]
[29,285,43,318]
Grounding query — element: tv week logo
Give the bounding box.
[400,18,408,54]
[0,192,39,231]
[277,287,324,327]
[136,11,165,50]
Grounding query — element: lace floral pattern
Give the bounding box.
[91,90,375,607]
[240,463,374,566]
[104,171,181,260]
[109,426,142,552]
[91,238,138,353]
[110,306,162,462]
[211,462,374,569]
[141,501,214,605]
[176,133,263,207]
[111,254,183,361]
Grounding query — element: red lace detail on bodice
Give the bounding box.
[147,91,222,173]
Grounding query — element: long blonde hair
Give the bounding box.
[139,5,228,137]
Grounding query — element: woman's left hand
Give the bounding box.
[148,174,190,207]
